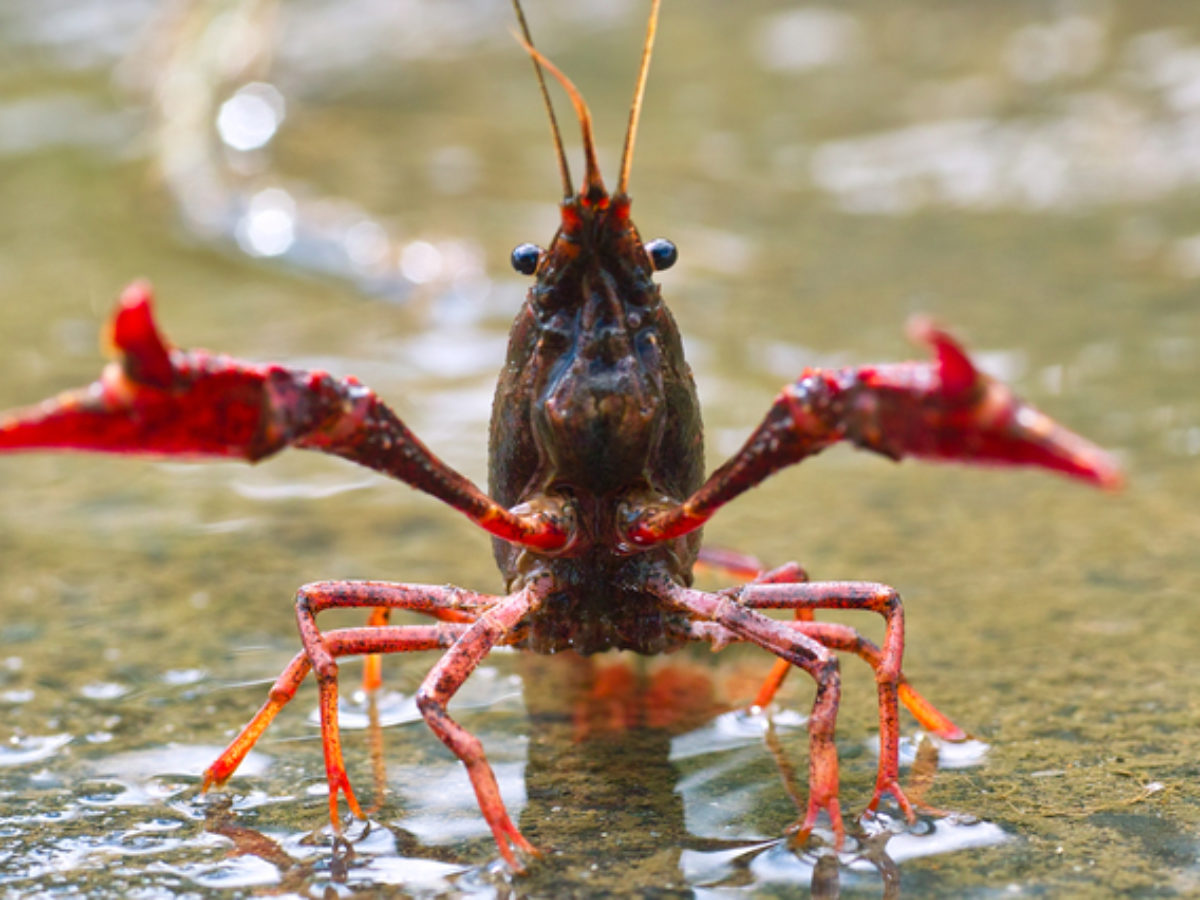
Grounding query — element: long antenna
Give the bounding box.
[514,35,605,200]
[617,0,662,197]
[511,0,574,199]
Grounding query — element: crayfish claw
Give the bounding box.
[108,281,177,389]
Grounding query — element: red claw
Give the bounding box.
[109,281,176,389]
[0,282,570,556]
[904,317,1124,491]
[909,316,977,399]
[0,283,271,458]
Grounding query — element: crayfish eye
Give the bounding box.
[510,243,542,276]
[645,238,677,271]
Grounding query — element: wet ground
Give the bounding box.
[0,1,1197,896]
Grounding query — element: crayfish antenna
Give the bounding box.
[511,26,605,201]
[510,0,574,200]
[617,0,662,198]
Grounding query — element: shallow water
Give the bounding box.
[0,1,1198,897]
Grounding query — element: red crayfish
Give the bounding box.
[0,0,1120,871]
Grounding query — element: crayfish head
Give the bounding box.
[522,196,682,494]
[491,182,700,535]
[490,0,702,544]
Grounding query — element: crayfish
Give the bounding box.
[0,0,1120,871]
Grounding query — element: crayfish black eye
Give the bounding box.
[645,238,677,271]
[510,243,542,276]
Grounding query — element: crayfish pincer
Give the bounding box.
[0,0,1120,872]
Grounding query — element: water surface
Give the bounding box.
[0,1,1197,897]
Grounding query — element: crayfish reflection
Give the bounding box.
[203,652,1002,897]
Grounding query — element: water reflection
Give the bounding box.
[516,654,1003,897]
[0,652,1003,895]
[199,654,1003,896]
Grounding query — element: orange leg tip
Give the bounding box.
[786,828,812,853]
[362,654,383,693]
[787,820,829,854]
[325,770,365,825]
[488,813,539,871]
[898,683,967,741]
[344,788,365,820]
[827,802,846,851]
[327,808,343,833]
[513,831,538,856]
[788,796,845,851]
[507,840,541,874]
[868,780,917,824]
[201,762,233,791]
[753,657,792,709]
[491,835,522,872]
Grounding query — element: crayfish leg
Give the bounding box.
[203,651,311,790]
[412,584,547,870]
[662,576,848,849]
[315,662,364,825]
[361,607,391,694]
[694,549,813,710]
[898,681,965,741]
[203,622,465,826]
[307,624,474,831]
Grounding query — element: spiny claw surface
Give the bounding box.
[108,281,176,388]
[0,285,278,459]
[898,317,1124,489]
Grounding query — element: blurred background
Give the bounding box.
[0,0,1196,896]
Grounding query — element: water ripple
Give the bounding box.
[0,734,72,768]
